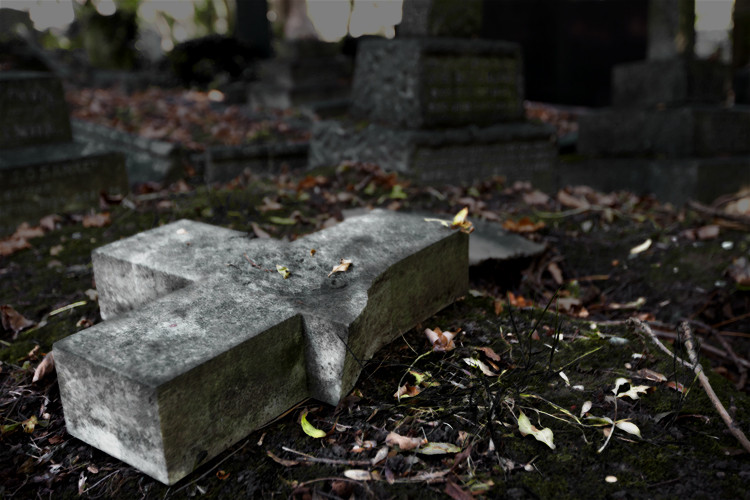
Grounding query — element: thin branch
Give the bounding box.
[629,318,750,453]
[687,200,750,227]
[280,446,372,466]
[689,319,748,390]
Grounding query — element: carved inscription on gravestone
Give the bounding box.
[0,72,72,148]
[420,55,522,126]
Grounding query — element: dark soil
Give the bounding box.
[2,164,749,499]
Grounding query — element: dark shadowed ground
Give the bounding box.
[2,164,749,498]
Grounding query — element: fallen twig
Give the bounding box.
[689,319,748,390]
[687,200,750,228]
[281,446,372,466]
[629,318,750,453]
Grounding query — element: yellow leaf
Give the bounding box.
[451,207,474,233]
[276,265,291,279]
[22,415,38,433]
[517,411,555,449]
[300,411,326,438]
[328,258,352,277]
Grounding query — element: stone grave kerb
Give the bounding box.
[54,210,468,484]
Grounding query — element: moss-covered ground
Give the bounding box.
[1,166,749,498]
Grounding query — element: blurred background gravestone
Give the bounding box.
[308,0,557,187]
[571,0,750,204]
[248,0,353,117]
[0,72,128,236]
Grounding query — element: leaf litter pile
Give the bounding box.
[2,160,750,498]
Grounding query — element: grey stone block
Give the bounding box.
[0,71,129,235]
[350,38,524,129]
[399,0,482,38]
[577,106,750,158]
[71,119,185,186]
[613,59,729,107]
[54,211,468,484]
[200,142,309,184]
[0,143,128,235]
[309,119,556,184]
[0,71,72,148]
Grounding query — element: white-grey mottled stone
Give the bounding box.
[54,210,468,485]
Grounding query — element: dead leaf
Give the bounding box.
[328,258,352,277]
[1,305,35,336]
[557,190,590,209]
[637,368,667,382]
[32,353,55,383]
[493,299,504,315]
[82,212,111,228]
[424,327,458,352]
[451,207,474,234]
[343,469,379,481]
[508,292,532,308]
[476,346,502,362]
[696,224,720,240]
[22,415,38,433]
[250,222,270,239]
[216,470,230,480]
[385,431,426,451]
[522,190,551,206]
[12,222,45,239]
[463,357,498,376]
[257,196,283,212]
[502,216,545,233]
[276,265,291,279]
[547,262,563,285]
[39,214,61,231]
[727,257,750,286]
[0,237,31,257]
[393,384,422,399]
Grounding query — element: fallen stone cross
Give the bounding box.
[54,210,468,484]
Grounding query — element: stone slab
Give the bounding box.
[309,119,556,185]
[0,142,128,235]
[350,38,524,129]
[577,106,750,158]
[613,58,729,107]
[199,141,309,183]
[399,0,482,38]
[0,71,72,148]
[557,155,750,205]
[54,210,468,484]
[71,119,185,186]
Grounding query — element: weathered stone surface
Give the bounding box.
[0,71,72,148]
[71,119,184,186]
[200,141,309,183]
[577,106,750,158]
[309,119,556,184]
[0,71,128,235]
[613,59,729,107]
[350,38,524,129]
[647,0,695,61]
[54,211,468,485]
[557,156,750,205]
[0,143,127,235]
[399,0,482,38]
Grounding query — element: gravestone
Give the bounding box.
[248,40,352,117]
[308,1,556,186]
[573,0,750,202]
[54,210,468,485]
[0,72,128,236]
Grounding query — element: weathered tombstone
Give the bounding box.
[248,39,352,116]
[53,210,468,485]
[308,0,556,186]
[573,0,750,203]
[0,72,128,235]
